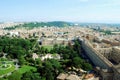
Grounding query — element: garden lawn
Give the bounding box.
[43,45,53,51]
[0,63,15,76]
[18,65,37,74]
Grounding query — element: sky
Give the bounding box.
[0,0,120,23]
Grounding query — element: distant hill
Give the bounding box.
[4,21,72,30]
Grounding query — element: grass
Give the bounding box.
[0,63,15,76]
[42,45,53,51]
[17,65,37,74]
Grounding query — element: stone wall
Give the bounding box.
[81,40,113,70]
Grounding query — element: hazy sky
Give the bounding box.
[0,0,120,23]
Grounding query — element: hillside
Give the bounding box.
[4,21,72,30]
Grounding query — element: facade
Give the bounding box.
[40,38,69,46]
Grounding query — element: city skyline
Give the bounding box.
[0,0,120,23]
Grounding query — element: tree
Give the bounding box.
[18,56,26,65]
[0,78,7,80]
[73,39,81,54]
[105,30,111,35]
[41,60,56,80]
[0,37,34,59]
[72,57,83,68]
[0,46,2,52]
[49,59,61,74]
[22,71,41,80]
[34,58,42,67]
[53,44,59,53]
[45,70,54,80]
[83,63,93,71]
[40,47,45,54]
[8,71,22,80]
[62,53,70,59]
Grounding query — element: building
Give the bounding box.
[81,38,120,80]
